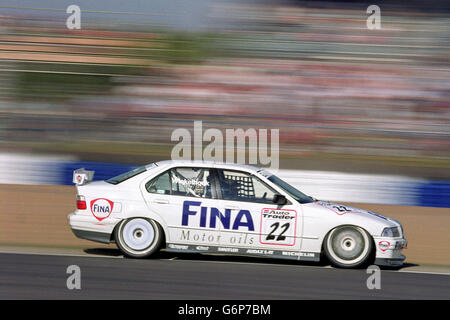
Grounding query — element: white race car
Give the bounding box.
[68,160,407,268]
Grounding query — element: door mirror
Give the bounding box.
[273,194,287,205]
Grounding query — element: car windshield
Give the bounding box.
[106,166,147,185]
[266,174,315,204]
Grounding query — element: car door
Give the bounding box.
[141,166,221,249]
[214,168,302,254]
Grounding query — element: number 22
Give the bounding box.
[266,222,290,241]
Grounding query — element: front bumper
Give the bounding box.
[375,255,406,267]
[374,237,408,266]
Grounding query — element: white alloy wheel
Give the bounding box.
[115,218,162,258]
[324,226,373,268]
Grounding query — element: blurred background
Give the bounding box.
[0,0,449,179]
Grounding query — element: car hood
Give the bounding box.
[304,200,400,228]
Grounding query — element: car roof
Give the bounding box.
[151,159,263,173]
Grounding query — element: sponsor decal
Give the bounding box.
[179,229,255,245]
[168,244,189,250]
[317,201,353,215]
[317,201,388,220]
[217,247,239,253]
[182,201,254,231]
[262,209,295,220]
[172,175,209,187]
[260,208,297,246]
[378,241,390,252]
[90,198,114,221]
[180,230,222,244]
[246,249,274,255]
[281,251,316,258]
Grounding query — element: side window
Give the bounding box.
[170,167,212,198]
[146,171,171,194]
[217,169,277,204]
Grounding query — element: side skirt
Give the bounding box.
[165,243,320,262]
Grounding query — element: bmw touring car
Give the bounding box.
[68,160,407,268]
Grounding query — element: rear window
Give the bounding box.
[105,166,147,185]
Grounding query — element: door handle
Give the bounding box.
[152,199,169,204]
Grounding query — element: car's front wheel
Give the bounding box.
[323,225,374,268]
[115,218,163,258]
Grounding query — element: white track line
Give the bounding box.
[394,270,450,276]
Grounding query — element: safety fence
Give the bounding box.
[0,154,448,208]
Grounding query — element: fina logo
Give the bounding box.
[182,201,254,231]
[378,241,390,252]
[90,198,114,221]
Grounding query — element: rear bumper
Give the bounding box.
[68,211,118,244]
[71,228,112,244]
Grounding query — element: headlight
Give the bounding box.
[387,218,405,238]
[381,227,400,237]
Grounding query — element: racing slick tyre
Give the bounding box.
[115,218,163,258]
[323,225,374,269]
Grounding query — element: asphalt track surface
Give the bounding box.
[1,249,449,300]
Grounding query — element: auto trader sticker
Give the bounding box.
[90,198,114,221]
[260,208,297,246]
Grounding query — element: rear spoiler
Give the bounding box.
[73,168,95,186]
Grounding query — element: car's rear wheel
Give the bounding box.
[115,218,163,258]
[324,225,374,269]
